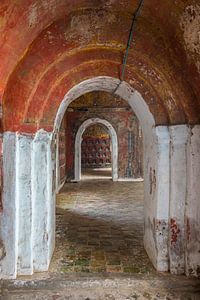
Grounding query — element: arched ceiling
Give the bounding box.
[68,92,130,109]
[82,124,110,139]
[1,0,200,132]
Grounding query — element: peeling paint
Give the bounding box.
[0,240,6,260]
[170,219,180,246]
[180,4,200,73]
[181,5,200,55]
[28,3,38,27]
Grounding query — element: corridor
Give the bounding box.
[49,179,154,275]
[1,1,200,298]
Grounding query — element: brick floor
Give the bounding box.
[49,177,155,275]
[1,172,200,299]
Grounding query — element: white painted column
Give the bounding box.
[55,131,60,192]
[169,125,189,275]
[31,130,54,272]
[16,134,33,275]
[111,128,118,182]
[154,126,170,272]
[0,130,56,278]
[143,126,170,272]
[143,129,157,270]
[48,135,57,261]
[0,133,18,279]
[186,125,200,277]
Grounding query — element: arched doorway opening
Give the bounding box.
[52,77,169,274]
[74,118,118,182]
[1,77,170,279]
[1,0,200,280]
[52,91,148,275]
[81,123,113,181]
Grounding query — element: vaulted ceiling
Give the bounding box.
[0,0,200,132]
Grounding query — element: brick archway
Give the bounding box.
[74,118,118,182]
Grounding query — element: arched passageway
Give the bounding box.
[52,76,170,275]
[0,1,199,278]
[2,76,195,279]
[74,118,118,182]
[50,91,148,275]
[80,123,113,181]
[1,75,200,279]
[0,6,200,299]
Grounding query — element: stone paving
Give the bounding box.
[1,275,200,299]
[49,176,154,275]
[1,171,200,299]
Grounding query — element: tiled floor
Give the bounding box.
[2,171,200,299]
[49,172,154,275]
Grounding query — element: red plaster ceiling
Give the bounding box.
[68,92,130,109]
[0,0,200,132]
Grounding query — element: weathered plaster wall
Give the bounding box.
[58,119,66,184]
[0,133,18,278]
[186,126,200,277]
[169,126,189,275]
[0,130,56,278]
[2,2,200,132]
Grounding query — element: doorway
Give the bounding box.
[50,89,152,275]
[81,123,112,181]
[74,117,118,182]
[1,77,172,278]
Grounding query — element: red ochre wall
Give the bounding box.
[62,110,143,181]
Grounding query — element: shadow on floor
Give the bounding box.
[50,180,154,275]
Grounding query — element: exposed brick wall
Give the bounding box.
[65,110,143,180]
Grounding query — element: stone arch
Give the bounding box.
[53,76,170,273]
[74,118,118,182]
[0,76,171,280]
[2,76,199,279]
[54,76,155,133]
[1,76,171,279]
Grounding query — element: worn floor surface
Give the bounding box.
[50,178,152,275]
[81,167,112,180]
[1,171,200,299]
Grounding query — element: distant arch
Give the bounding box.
[74,118,118,181]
